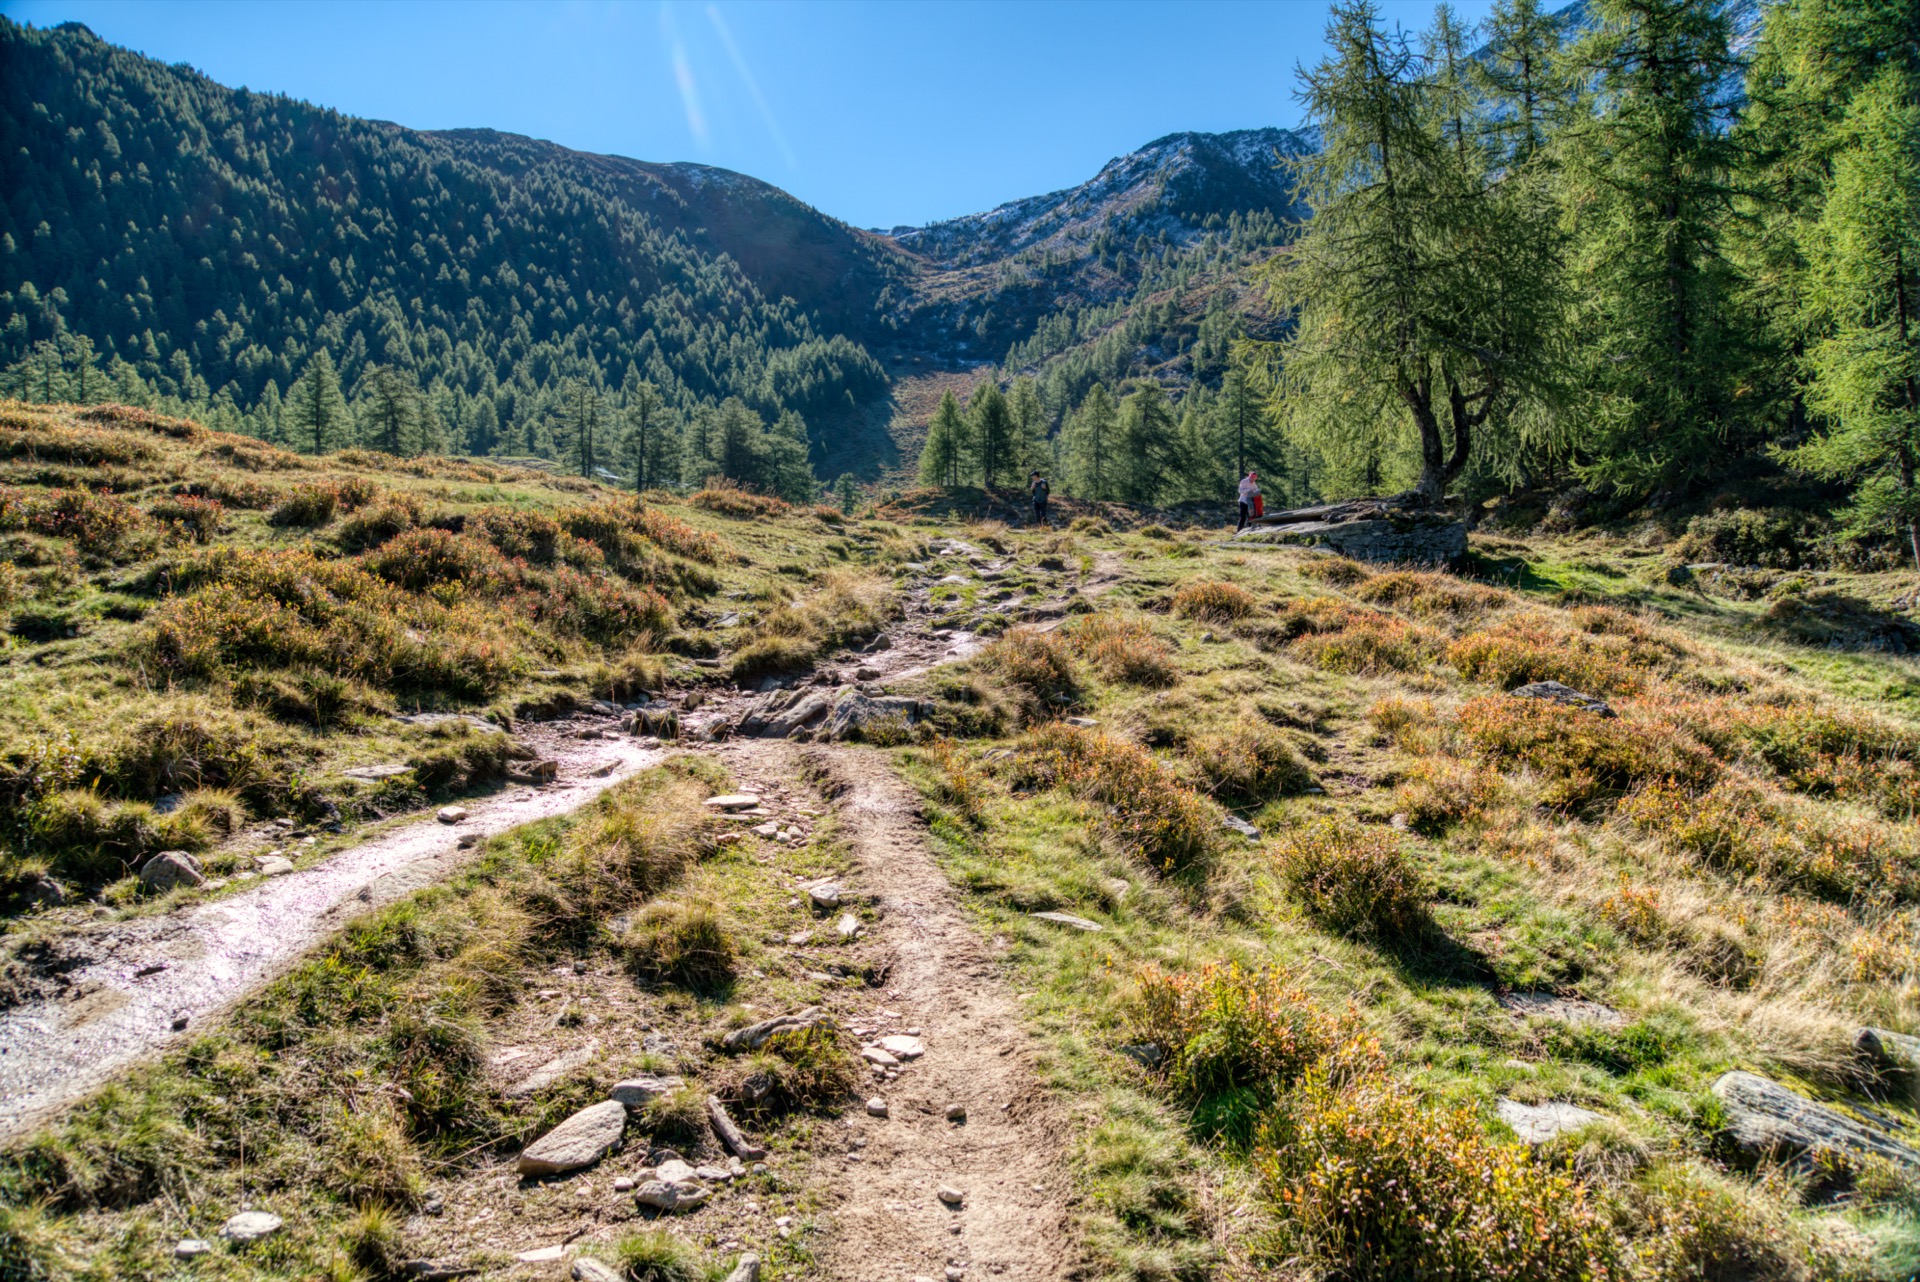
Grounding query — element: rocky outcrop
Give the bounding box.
[1498,1099,1604,1144]
[1858,1028,1920,1100]
[734,687,929,742]
[1236,498,1466,566]
[1712,1071,1920,1173]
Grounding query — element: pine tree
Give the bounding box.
[1263,1,1562,504]
[291,350,347,455]
[968,382,1015,490]
[834,472,861,514]
[467,397,500,456]
[1557,0,1750,495]
[1062,383,1120,500]
[706,398,766,488]
[918,390,966,488]
[566,382,603,478]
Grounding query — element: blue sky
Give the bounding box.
[4,0,1495,230]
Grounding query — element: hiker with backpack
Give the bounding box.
[1030,470,1051,527]
[1237,470,1262,532]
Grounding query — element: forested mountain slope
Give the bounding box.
[0,19,903,460]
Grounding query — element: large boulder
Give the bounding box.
[1236,499,1466,566]
[1712,1071,1920,1173]
[515,1099,627,1176]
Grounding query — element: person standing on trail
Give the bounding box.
[1030,470,1051,527]
[1237,470,1262,532]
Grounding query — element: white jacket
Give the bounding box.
[1238,476,1261,504]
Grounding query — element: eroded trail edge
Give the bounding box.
[0,728,667,1138]
[732,739,1076,1282]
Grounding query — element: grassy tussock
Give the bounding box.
[1184,716,1313,805]
[1353,568,1512,617]
[619,898,736,994]
[729,571,892,680]
[1171,579,1254,621]
[692,482,789,518]
[1457,697,1722,808]
[979,626,1082,720]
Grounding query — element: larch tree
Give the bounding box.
[1786,56,1920,563]
[968,382,1015,489]
[1262,0,1562,505]
[1062,382,1120,500]
[1557,0,1750,496]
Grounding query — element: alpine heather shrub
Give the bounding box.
[1014,723,1214,876]
[146,494,223,544]
[1186,716,1313,804]
[1354,568,1511,618]
[692,482,789,518]
[1273,816,1429,939]
[267,483,341,528]
[1129,962,1361,1102]
[1457,697,1720,808]
[1447,610,1681,695]
[1257,1070,1621,1282]
[1288,610,1435,675]
[363,529,508,595]
[982,627,1082,717]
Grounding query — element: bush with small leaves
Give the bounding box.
[1272,817,1429,939]
[1013,723,1215,876]
[267,483,340,528]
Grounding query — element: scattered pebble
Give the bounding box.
[435,806,468,825]
[867,1097,889,1118]
[937,1185,965,1207]
[946,1103,967,1123]
[219,1210,284,1244]
[174,1239,213,1259]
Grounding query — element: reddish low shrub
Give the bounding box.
[1013,723,1215,875]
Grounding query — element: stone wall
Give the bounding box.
[1234,512,1467,565]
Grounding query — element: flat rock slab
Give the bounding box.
[220,1211,284,1244]
[343,763,411,781]
[610,1074,685,1109]
[704,794,762,811]
[1713,1070,1920,1171]
[516,1099,627,1176]
[1029,911,1103,933]
[504,1039,600,1099]
[1497,992,1624,1028]
[1498,1099,1604,1144]
[1221,814,1262,839]
[634,1179,709,1212]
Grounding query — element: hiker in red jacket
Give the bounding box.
[1237,471,1262,532]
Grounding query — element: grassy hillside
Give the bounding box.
[2,404,1919,1280]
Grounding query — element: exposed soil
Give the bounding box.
[784,740,1074,1282]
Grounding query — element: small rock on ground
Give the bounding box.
[1509,681,1615,717]
[436,806,469,824]
[937,1185,965,1206]
[634,1179,709,1212]
[573,1261,623,1282]
[139,851,205,892]
[610,1074,685,1109]
[878,1034,925,1059]
[220,1211,284,1244]
[867,1097,889,1117]
[1028,910,1103,933]
[1497,1098,1604,1144]
[704,793,761,811]
[174,1239,213,1259]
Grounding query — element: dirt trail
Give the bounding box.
[0,725,666,1139]
[721,738,1076,1282]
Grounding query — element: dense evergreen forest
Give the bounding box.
[0,16,903,496]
